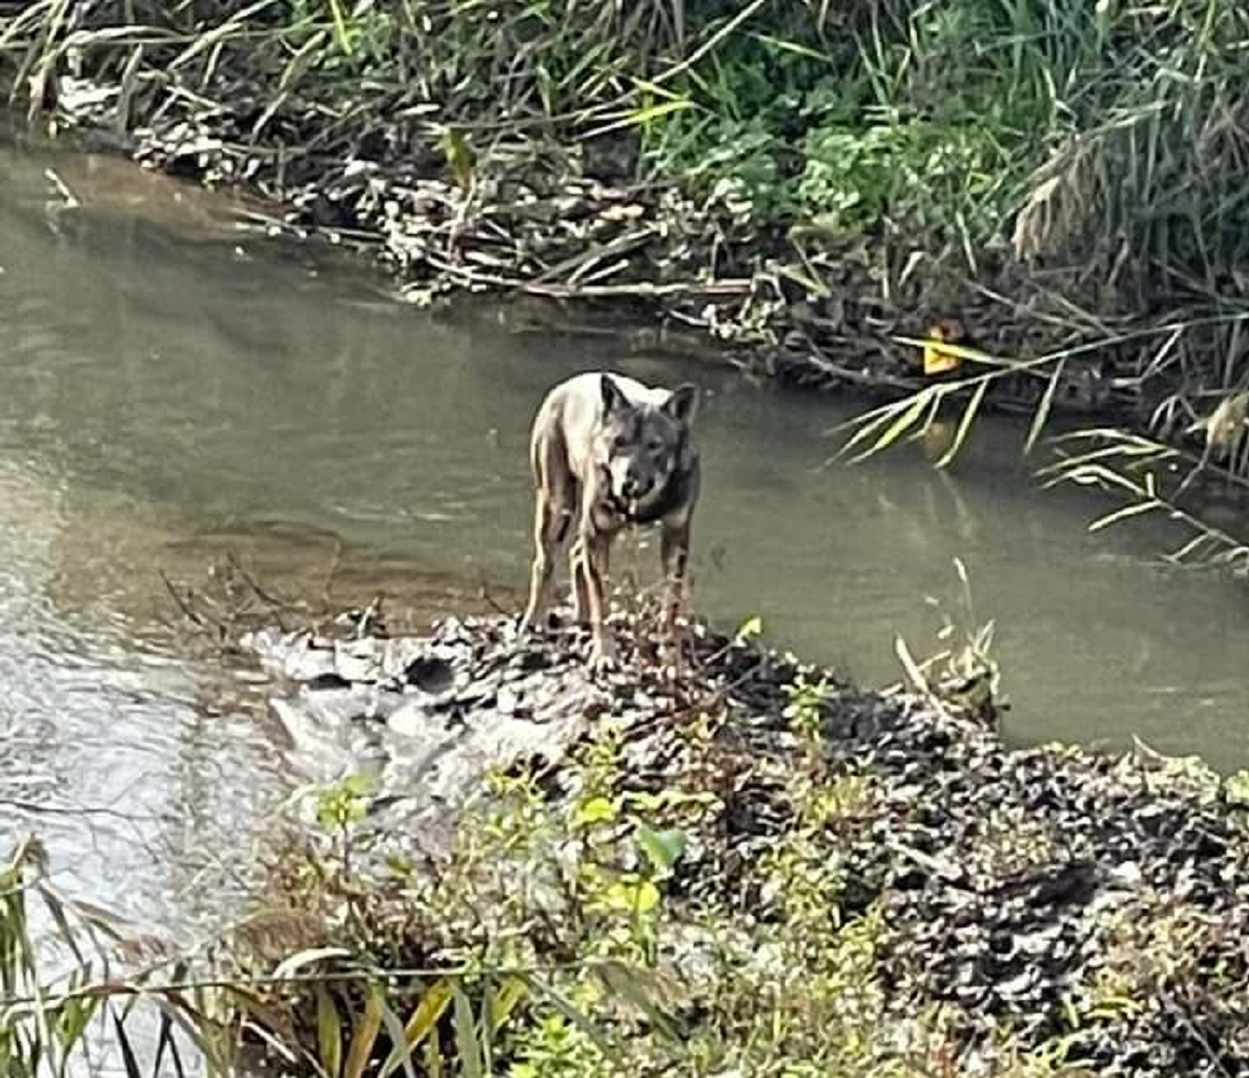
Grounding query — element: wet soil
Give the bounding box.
[249,603,1249,1075]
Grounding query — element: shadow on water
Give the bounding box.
[3,132,1249,962]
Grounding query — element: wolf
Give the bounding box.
[518,371,701,668]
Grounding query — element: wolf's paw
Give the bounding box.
[588,636,619,673]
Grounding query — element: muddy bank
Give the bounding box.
[0,35,1195,439]
[244,601,1249,1076]
[36,88,1134,418]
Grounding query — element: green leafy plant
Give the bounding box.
[289,772,376,877]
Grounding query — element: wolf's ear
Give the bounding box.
[600,374,629,416]
[663,383,699,425]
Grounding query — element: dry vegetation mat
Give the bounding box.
[5,597,1249,1076]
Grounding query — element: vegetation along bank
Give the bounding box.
[4,1,1249,541]
[5,4,1249,1076]
[7,590,1249,1076]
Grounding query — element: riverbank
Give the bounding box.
[3,1,1247,462]
[5,577,1249,1074]
[98,595,1249,1074]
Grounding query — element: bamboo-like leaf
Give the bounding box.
[582,97,693,139]
[1167,532,1214,562]
[111,1006,142,1078]
[169,0,275,69]
[1088,499,1162,532]
[1024,358,1066,456]
[1036,437,1160,479]
[452,981,484,1078]
[342,981,384,1078]
[378,979,452,1078]
[846,389,935,463]
[890,335,1008,368]
[376,998,418,1078]
[1046,462,1143,493]
[936,379,990,468]
[747,30,833,62]
[829,395,914,452]
[315,984,343,1078]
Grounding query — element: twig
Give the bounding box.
[520,278,750,300]
[225,550,287,609]
[516,228,656,291]
[159,569,204,626]
[319,537,343,611]
[1159,989,1234,1078]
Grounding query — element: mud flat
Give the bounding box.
[243,602,1249,1076]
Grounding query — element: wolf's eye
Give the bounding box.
[647,439,664,454]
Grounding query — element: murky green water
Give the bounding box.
[3,133,1249,978]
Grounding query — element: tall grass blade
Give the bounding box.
[936,380,990,469]
[378,980,452,1078]
[1088,499,1163,532]
[452,980,484,1078]
[1023,359,1066,457]
[315,983,343,1078]
[849,389,935,463]
[326,0,353,55]
[110,1006,142,1078]
[342,981,384,1078]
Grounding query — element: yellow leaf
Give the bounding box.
[343,983,385,1078]
[488,975,529,1035]
[379,979,454,1078]
[634,880,661,913]
[923,340,962,375]
[735,614,763,640]
[572,796,617,828]
[922,321,966,375]
[439,128,473,193]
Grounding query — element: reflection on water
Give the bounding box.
[2,134,1249,970]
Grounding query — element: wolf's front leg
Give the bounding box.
[659,520,691,666]
[577,529,617,669]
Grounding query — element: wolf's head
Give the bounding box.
[594,375,699,512]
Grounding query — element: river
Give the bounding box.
[2,132,1248,985]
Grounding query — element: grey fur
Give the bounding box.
[519,371,701,667]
